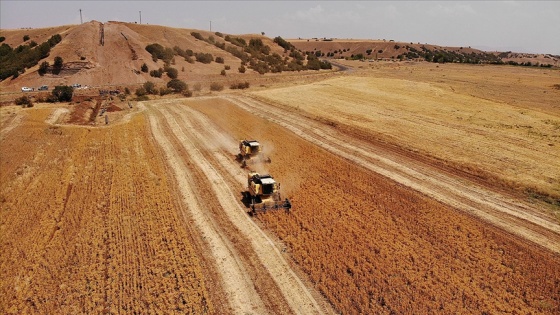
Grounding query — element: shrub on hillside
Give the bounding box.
[38,61,49,75]
[209,82,223,91]
[15,95,33,107]
[166,79,187,93]
[150,69,163,78]
[141,63,148,72]
[52,85,73,102]
[238,65,246,73]
[230,82,250,90]
[273,36,294,51]
[215,56,224,64]
[143,81,157,94]
[53,56,63,75]
[225,35,246,47]
[191,32,204,40]
[195,53,213,64]
[165,67,178,79]
[23,35,30,41]
[135,87,147,97]
[182,89,193,97]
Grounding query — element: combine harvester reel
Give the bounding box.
[237,140,271,168]
[245,171,291,216]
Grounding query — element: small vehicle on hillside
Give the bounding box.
[38,85,48,91]
[21,87,33,92]
[72,83,81,88]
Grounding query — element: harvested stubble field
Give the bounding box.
[1,62,560,314]
[0,106,216,314]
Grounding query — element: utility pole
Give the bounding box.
[79,9,83,24]
[210,20,212,32]
[139,11,142,24]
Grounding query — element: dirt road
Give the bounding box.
[224,95,560,254]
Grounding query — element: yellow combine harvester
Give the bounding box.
[237,140,271,168]
[244,171,291,215]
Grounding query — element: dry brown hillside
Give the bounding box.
[290,38,560,66]
[0,21,297,93]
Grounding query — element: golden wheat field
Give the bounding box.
[0,106,214,314]
[1,62,560,314]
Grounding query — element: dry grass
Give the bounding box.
[251,63,560,204]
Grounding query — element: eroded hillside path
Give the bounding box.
[144,101,332,315]
[223,95,560,254]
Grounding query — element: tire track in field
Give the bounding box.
[155,101,328,315]
[224,95,560,254]
[145,105,268,314]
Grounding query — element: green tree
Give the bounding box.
[52,85,73,102]
[149,69,162,78]
[166,79,187,93]
[135,87,147,96]
[165,67,178,79]
[53,56,63,74]
[38,61,49,76]
[143,81,157,94]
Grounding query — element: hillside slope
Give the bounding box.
[290,38,560,66]
[0,21,296,92]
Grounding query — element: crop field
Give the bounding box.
[1,63,559,314]
[185,95,560,314]
[251,62,560,204]
[0,106,215,314]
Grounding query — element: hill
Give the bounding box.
[0,21,325,94]
[289,38,560,66]
[1,21,558,95]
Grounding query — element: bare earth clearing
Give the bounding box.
[1,63,560,314]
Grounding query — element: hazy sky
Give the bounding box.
[1,1,559,54]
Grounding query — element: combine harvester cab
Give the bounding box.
[245,171,291,215]
[237,140,271,168]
